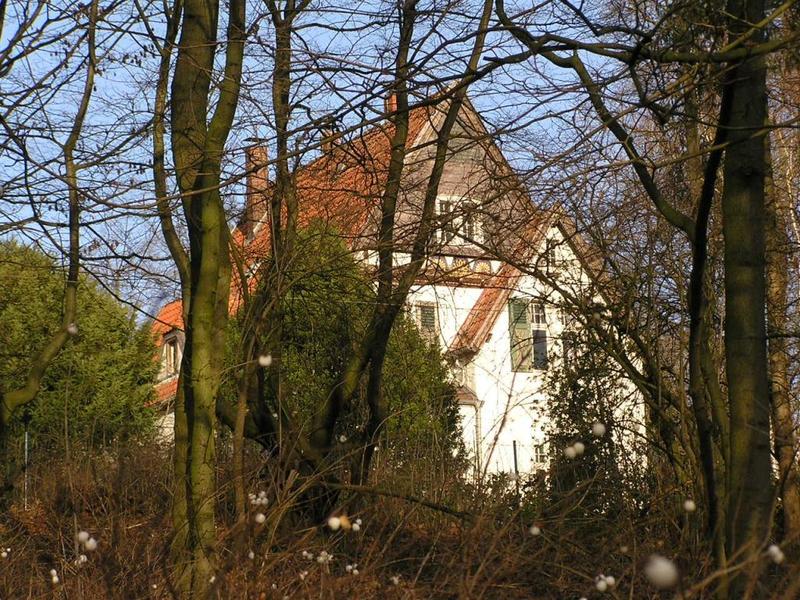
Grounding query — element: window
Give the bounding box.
[438,200,455,244]
[464,212,476,240]
[436,198,484,245]
[542,244,555,274]
[562,330,577,365]
[545,240,571,274]
[463,202,482,243]
[417,303,438,342]
[454,360,475,390]
[509,298,532,370]
[508,298,548,371]
[533,443,547,465]
[558,307,577,364]
[531,303,546,326]
[480,214,493,242]
[532,329,548,369]
[162,337,179,377]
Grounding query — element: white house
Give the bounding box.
[397,221,603,476]
[153,94,637,475]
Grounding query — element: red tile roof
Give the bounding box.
[151,98,570,402]
[152,299,183,335]
[152,377,178,406]
[455,384,479,405]
[241,101,437,260]
[448,263,523,356]
[149,102,441,402]
[153,102,441,332]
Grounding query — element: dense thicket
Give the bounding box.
[0,242,156,445]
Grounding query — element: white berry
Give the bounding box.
[592,422,606,437]
[644,554,679,589]
[767,544,785,564]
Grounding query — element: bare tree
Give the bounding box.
[150,0,246,592]
[0,0,99,502]
[490,0,796,585]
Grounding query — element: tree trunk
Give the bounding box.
[765,134,800,541]
[233,353,257,521]
[170,373,191,588]
[168,0,245,592]
[722,0,772,568]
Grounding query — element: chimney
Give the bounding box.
[384,93,397,116]
[242,144,269,238]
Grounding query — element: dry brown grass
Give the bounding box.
[1,441,798,599]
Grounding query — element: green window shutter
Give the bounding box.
[509,298,532,371]
[419,305,436,333]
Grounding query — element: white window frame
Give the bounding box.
[533,442,548,465]
[436,195,485,246]
[161,334,182,379]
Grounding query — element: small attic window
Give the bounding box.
[436,197,485,246]
[438,199,455,244]
[544,239,569,274]
[162,336,180,377]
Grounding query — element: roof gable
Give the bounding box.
[447,262,524,357]
[152,299,183,336]
[445,210,611,357]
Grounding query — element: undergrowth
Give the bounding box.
[0,439,797,599]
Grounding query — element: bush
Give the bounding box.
[222,224,462,467]
[543,331,649,528]
[0,241,157,448]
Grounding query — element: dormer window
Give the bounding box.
[438,199,455,244]
[464,210,477,241]
[543,237,571,275]
[462,202,485,244]
[161,335,181,378]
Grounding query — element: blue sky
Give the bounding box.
[1,0,639,320]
